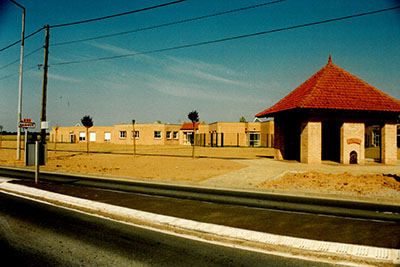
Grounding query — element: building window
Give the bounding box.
[373,129,380,147]
[79,132,86,141]
[131,130,139,139]
[249,132,260,147]
[173,131,179,139]
[166,131,172,139]
[104,132,111,142]
[120,131,127,139]
[154,131,162,139]
[89,132,96,142]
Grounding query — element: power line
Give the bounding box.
[50,5,400,67]
[50,0,187,28]
[51,0,286,47]
[0,26,44,53]
[0,64,38,81]
[0,46,43,71]
[0,1,185,52]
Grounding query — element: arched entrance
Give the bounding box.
[350,151,358,164]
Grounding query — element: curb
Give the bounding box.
[0,181,399,265]
[1,166,399,222]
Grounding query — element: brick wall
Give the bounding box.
[340,122,365,164]
[300,121,321,164]
[381,123,397,165]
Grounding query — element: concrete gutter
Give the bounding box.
[0,181,399,266]
[0,165,399,222]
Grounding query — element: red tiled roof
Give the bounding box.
[256,56,400,117]
[180,122,199,130]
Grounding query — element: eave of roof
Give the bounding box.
[256,56,400,117]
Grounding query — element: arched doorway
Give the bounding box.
[350,151,358,164]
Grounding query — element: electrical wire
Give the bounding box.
[51,0,286,47]
[0,46,43,71]
[50,5,400,67]
[0,1,185,52]
[0,64,39,81]
[50,0,186,28]
[0,26,45,53]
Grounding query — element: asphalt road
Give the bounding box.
[0,192,339,267]
[12,180,400,249]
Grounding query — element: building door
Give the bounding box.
[69,133,75,143]
[248,132,260,147]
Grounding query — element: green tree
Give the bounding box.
[81,115,93,154]
[239,116,247,122]
[188,110,199,158]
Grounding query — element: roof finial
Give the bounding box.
[328,54,332,63]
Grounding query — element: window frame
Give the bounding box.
[104,132,111,142]
[166,131,172,140]
[119,130,127,139]
[154,131,162,139]
[79,132,86,141]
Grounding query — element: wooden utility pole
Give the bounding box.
[40,25,49,146]
[0,125,3,150]
[132,120,136,156]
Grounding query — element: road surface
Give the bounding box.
[0,192,338,266]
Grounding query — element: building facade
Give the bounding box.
[50,121,274,148]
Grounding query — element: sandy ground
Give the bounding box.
[1,143,400,202]
[258,171,400,195]
[0,149,246,182]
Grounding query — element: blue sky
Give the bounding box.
[0,0,399,131]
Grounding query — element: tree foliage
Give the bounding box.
[187,110,199,158]
[81,115,93,154]
[188,110,199,124]
[81,115,93,128]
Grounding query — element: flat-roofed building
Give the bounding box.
[50,121,274,148]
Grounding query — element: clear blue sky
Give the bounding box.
[0,0,399,131]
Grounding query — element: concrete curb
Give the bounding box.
[0,181,399,265]
[0,166,399,222]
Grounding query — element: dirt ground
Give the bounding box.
[258,171,400,195]
[1,142,400,198]
[0,147,250,182]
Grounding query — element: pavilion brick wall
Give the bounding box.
[273,120,284,160]
[340,122,365,164]
[381,123,397,165]
[300,121,321,164]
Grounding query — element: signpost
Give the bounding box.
[18,118,42,167]
[19,118,36,129]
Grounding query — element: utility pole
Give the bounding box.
[0,125,3,150]
[132,120,136,156]
[40,24,50,164]
[10,0,26,160]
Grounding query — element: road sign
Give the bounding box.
[41,121,49,130]
[19,121,36,128]
[22,118,32,123]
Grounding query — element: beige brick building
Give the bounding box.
[256,56,400,165]
[50,121,274,148]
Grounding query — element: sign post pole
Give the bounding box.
[35,140,39,184]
